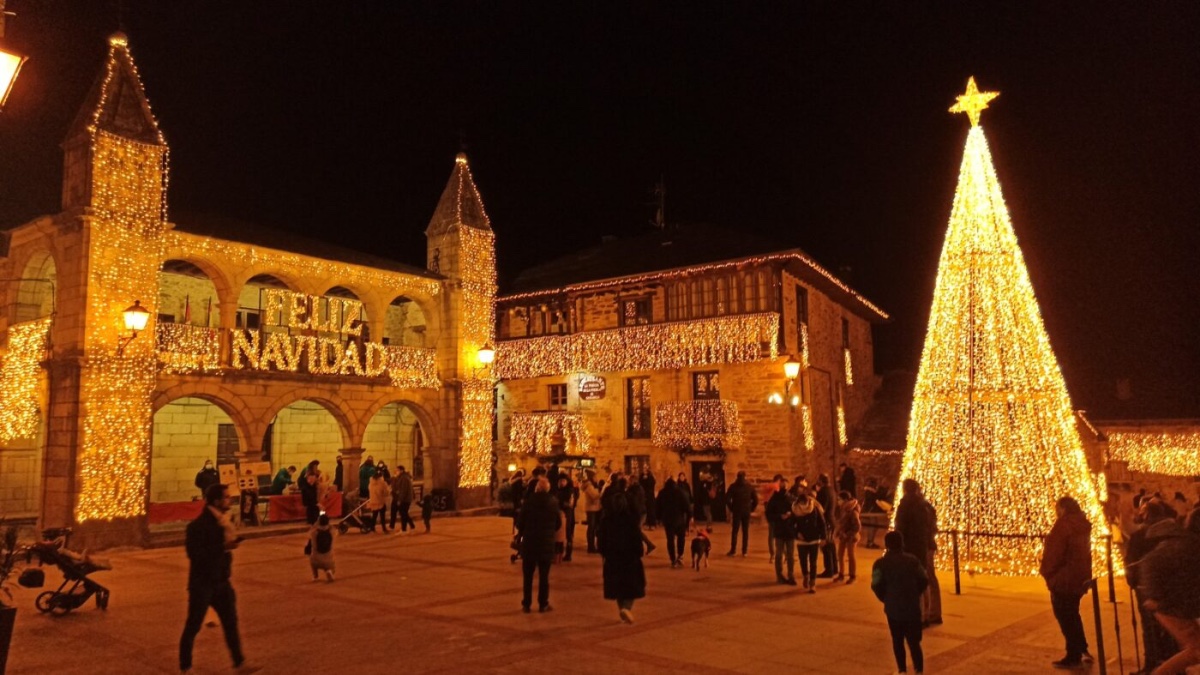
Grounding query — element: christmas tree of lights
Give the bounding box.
[898,78,1109,575]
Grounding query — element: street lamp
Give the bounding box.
[477,343,496,365]
[0,0,26,112]
[769,355,804,411]
[116,300,151,355]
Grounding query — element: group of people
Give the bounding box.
[360,458,428,534]
[1113,488,1200,674]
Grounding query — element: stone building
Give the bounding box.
[0,35,497,547]
[493,225,889,506]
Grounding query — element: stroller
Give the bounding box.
[337,499,375,534]
[22,527,112,615]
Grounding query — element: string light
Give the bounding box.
[0,318,51,441]
[495,313,779,379]
[843,347,854,386]
[459,379,493,488]
[507,412,591,455]
[897,79,1108,576]
[800,321,810,368]
[652,400,743,451]
[836,404,848,447]
[386,346,440,389]
[1108,432,1200,476]
[850,448,904,457]
[156,323,220,374]
[801,404,815,451]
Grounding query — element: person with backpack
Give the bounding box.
[307,513,336,582]
[792,489,827,593]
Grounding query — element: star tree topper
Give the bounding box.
[949,76,999,127]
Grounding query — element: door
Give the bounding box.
[690,461,727,522]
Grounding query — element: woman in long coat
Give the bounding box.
[598,479,646,624]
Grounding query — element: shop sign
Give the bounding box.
[578,375,606,400]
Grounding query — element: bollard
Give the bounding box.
[1090,579,1108,675]
[1106,535,1116,604]
[952,530,961,596]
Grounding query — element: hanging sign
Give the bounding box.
[578,375,606,400]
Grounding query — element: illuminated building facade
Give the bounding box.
[0,35,496,546]
[494,225,888,494]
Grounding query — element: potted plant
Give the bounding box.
[0,520,23,674]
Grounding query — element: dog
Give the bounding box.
[690,530,711,570]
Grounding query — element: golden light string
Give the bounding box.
[652,400,744,450]
[0,318,52,442]
[507,412,591,455]
[1108,432,1200,476]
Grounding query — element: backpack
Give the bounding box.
[315,528,333,554]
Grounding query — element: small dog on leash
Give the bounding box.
[690,530,711,570]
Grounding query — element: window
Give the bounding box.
[699,279,715,317]
[216,424,239,465]
[796,285,809,324]
[626,377,652,438]
[743,273,758,312]
[692,371,720,400]
[620,297,652,326]
[624,455,651,476]
[548,383,568,411]
[842,317,851,348]
[716,277,729,315]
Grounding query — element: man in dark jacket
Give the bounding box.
[895,479,941,625]
[298,460,320,525]
[516,477,561,612]
[1126,499,1182,671]
[872,531,929,675]
[1039,496,1094,669]
[640,470,658,528]
[179,484,258,673]
[837,463,857,500]
[390,465,416,532]
[194,460,219,499]
[815,474,838,577]
[725,471,758,557]
[765,475,796,585]
[656,477,689,568]
[557,473,579,561]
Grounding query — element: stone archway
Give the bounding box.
[362,401,431,489]
[150,395,245,504]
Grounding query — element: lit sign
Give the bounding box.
[578,374,606,400]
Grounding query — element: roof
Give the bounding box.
[504,224,888,321]
[426,152,492,236]
[170,213,443,280]
[65,33,164,146]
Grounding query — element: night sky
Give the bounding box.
[2,2,1198,418]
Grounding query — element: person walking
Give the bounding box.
[895,479,942,625]
[510,471,527,534]
[695,472,715,532]
[390,465,416,533]
[625,476,656,556]
[837,462,857,500]
[1039,496,1095,670]
[834,490,861,583]
[871,531,929,675]
[333,455,344,492]
[676,472,694,530]
[656,477,689,568]
[815,474,838,578]
[367,470,390,533]
[419,492,434,533]
[179,484,259,673]
[307,513,336,582]
[725,471,757,556]
[792,489,826,592]
[598,484,647,624]
[556,473,578,561]
[581,472,602,553]
[194,460,219,499]
[763,475,785,560]
[765,475,797,585]
[516,477,561,612]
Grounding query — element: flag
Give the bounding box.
[183,294,191,324]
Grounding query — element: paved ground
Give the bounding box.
[6,516,1144,674]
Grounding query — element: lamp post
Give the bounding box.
[0,0,27,112]
[768,355,804,410]
[116,300,151,355]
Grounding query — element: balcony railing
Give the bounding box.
[652,400,744,451]
[508,411,591,455]
[156,323,221,374]
[495,312,779,379]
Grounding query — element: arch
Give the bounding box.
[380,294,430,347]
[158,258,228,327]
[359,395,442,489]
[359,393,440,450]
[150,396,241,505]
[261,387,355,450]
[14,250,57,324]
[151,386,254,452]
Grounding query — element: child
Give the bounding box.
[308,513,336,582]
[871,531,929,674]
[419,493,433,533]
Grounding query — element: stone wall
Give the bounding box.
[271,400,347,478]
[151,396,234,502]
[361,402,422,479]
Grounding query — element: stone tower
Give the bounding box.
[426,152,497,505]
[49,33,168,545]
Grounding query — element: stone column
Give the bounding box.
[340,447,365,499]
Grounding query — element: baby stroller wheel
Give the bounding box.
[338,522,349,535]
[96,589,110,610]
[35,591,56,613]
